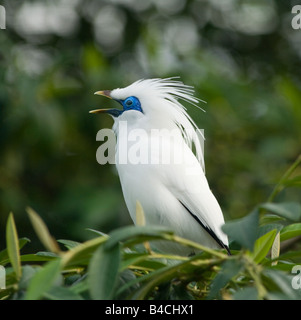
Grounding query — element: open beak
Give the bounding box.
[90,90,122,117]
[90,90,112,114]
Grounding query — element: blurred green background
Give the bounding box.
[0,0,300,252]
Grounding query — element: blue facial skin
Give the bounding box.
[106,96,143,117]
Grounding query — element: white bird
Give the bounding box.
[90,78,230,256]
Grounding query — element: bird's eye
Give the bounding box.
[122,96,143,113]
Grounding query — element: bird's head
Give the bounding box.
[90,77,204,123]
[90,90,143,119]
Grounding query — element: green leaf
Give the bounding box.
[282,176,301,188]
[222,210,259,251]
[271,232,280,266]
[121,252,150,270]
[122,254,220,300]
[25,258,62,300]
[85,228,107,237]
[26,207,61,253]
[263,269,301,300]
[233,287,258,300]
[124,265,178,300]
[18,265,39,291]
[260,202,301,222]
[6,213,22,280]
[21,254,56,263]
[44,286,83,300]
[104,225,173,251]
[277,250,301,262]
[57,239,81,250]
[257,223,283,238]
[270,260,295,272]
[36,251,59,258]
[130,258,168,272]
[280,223,301,241]
[1,253,57,267]
[251,229,277,263]
[136,200,146,226]
[88,243,120,300]
[260,214,286,226]
[113,269,140,300]
[208,259,243,299]
[61,235,108,268]
[68,277,89,296]
[0,237,30,265]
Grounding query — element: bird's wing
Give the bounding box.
[158,140,229,251]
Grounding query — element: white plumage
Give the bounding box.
[91,77,230,255]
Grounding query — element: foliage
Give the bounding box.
[1,156,301,300]
[1,0,301,250]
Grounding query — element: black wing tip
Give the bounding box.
[179,201,231,256]
[223,244,232,256]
